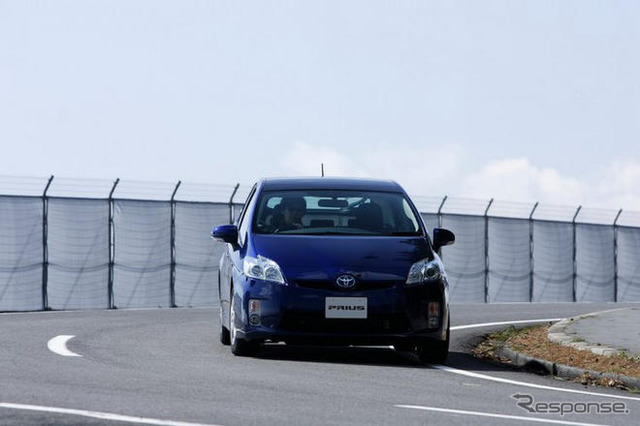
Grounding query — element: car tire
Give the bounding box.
[230,293,260,357]
[218,272,231,346]
[220,309,231,345]
[220,327,231,345]
[416,321,449,364]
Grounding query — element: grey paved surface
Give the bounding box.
[3,304,640,426]
[563,307,640,356]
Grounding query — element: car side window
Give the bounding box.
[237,185,257,246]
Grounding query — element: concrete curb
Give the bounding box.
[496,343,640,390]
[548,309,630,357]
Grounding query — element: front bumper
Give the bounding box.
[234,278,449,345]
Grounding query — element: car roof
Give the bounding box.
[259,177,404,192]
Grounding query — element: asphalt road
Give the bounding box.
[2,303,639,426]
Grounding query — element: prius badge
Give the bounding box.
[335,274,356,289]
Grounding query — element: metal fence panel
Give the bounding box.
[174,202,228,307]
[3,181,640,312]
[576,224,615,302]
[47,198,110,309]
[420,213,439,237]
[113,200,172,308]
[0,197,43,311]
[617,227,640,302]
[488,218,531,302]
[440,215,486,303]
[532,221,574,302]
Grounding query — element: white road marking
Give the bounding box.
[47,335,82,357]
[435,365,640,402]
[396,404,611,426]
[444,317,640,402]
[451,318,563,331]
[0,403,224,426]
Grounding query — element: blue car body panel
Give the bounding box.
[253,235,427,279]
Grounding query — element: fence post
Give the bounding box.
[108,179,120,309]
[170,181,181,308]
[437,195,448,229]
[228,184,240,224]
[435,195,448,261]
[484,198,494,303]
[613,209,623,303]
[528,202,539,302]
[41,175,54,311]
[572,206,582,302]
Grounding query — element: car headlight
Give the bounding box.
[406,258,442,285]
[243,255,286,284]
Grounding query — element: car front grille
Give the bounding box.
[279,311,411,334]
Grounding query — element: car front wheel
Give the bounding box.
[416,321,449,364]
[230,293,260,357]
[218,272,231,345]
[220,307,231,346]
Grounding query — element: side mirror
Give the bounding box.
[211,225,239,249]
[432,227,455,252]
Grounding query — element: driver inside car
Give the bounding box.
[272,196,307,231]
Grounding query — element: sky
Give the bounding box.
[1,1,639,212]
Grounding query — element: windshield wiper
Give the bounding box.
[302,231,353,235]
[388,231,422,236]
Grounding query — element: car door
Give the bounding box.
[219,184,258,319]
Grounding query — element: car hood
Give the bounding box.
[251,235,431,282]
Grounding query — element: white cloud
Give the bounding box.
[280,142,372,178]
[461,158,585,206]
[280,142,640,212]
[280,141,465,196]
[594,161,640,211]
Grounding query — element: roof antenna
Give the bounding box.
[321,163,325,177]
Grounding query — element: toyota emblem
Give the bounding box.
[335,274,356,289]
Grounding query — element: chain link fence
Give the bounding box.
[1,176,640,311]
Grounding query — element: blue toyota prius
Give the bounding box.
[212,177,455,363]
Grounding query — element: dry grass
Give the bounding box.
[473,325,640,388]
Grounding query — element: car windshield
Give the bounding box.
[252,190,423,236]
